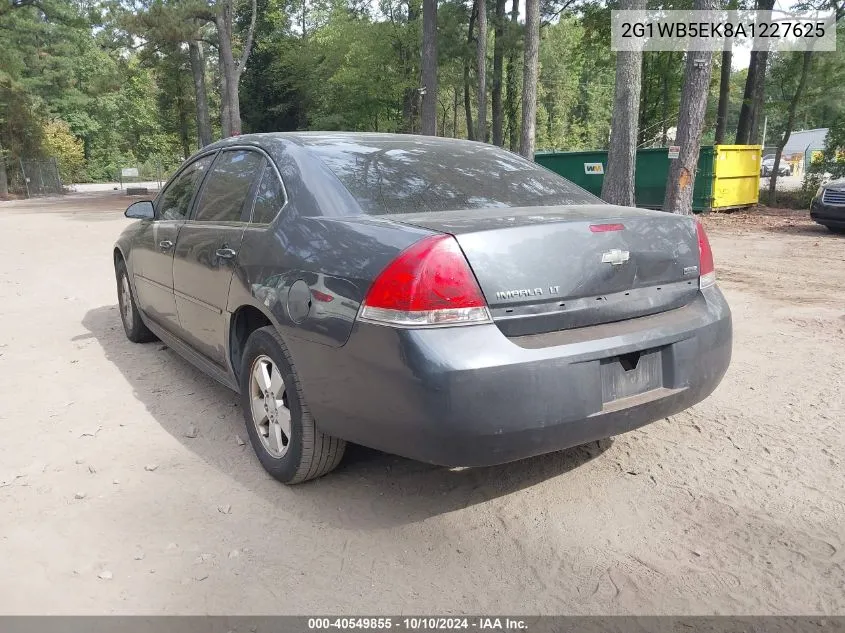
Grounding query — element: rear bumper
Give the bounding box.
[294,287,732,467]
[811,199,845,228]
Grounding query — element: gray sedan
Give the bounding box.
[114,133,732,484]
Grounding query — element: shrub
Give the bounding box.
[41,119,86,184]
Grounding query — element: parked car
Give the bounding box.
[760,155,791,177]
[811,178,845,234]
[114,133,732,484]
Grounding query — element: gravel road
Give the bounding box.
[0,193,842,614]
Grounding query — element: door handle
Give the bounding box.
[159,240,174,251]
[215,247,237,259]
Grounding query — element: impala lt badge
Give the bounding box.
[601,249,630,266]
[496,285,562,300]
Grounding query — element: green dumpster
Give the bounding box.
[535,147,717,212]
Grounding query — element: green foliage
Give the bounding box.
[0,79,44,161]
[768,21,845,203]
[41,119,85,183]
[310,10,413,130]
[536,17,614,150]
[764,22,845,153]
[0,0,194,182]
[637,51,688,147]
[806,115,845,184]
[241,0,424,133]
[759,187,815,209]
[4,0,845,191]
[240,0,616,147]
[764,52,815,148]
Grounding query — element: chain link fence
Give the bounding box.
[2,158,63,198]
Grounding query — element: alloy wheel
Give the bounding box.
[120,274,133,326]
[249,355,291,458]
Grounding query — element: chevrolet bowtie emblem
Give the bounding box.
[601,249,630,266]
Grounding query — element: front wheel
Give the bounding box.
[239,326,346,484]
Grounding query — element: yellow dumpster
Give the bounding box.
[711,145,761,210]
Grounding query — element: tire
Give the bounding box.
[115,258,156,343]
[826,226,845,235]
[239,326,346,484]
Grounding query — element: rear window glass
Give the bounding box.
[194,150,263,222]
[251,162,286,224]
[305,139,601,215]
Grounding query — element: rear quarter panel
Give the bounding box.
[227,143,434,349]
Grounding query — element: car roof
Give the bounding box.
[202,131,493,155]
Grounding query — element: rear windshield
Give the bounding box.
[305,139,601,215]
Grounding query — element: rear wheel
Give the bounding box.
[115,259,156,343]
[239,326,345,484]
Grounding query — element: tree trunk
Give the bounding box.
[452,86,459,137]
[0,140,8,198]
[403,0,422,133]
[218,41,232,137]
[464,3,477,140]
[0,157,8,199]
[768,51,813,204]
[735,0,774,144]
[216,3,238,136]
[749,0,777,144]
[601,0,645,206]
[714,47,732,144]
[475,0,488,142]
[735,51,757,144]
[663,0,717,215]
[215,0,257,137]
[715,0,736,145]
[403,88,416,133]
[749,49,770,144]
[189,40,212,147]
[420,0,438,135]
[177,94,191,159]
[660,53,671,145]
[505,0,519,151]
[463,65,475,140]
[491,0,506,146]
[518,0,539,158]
[637,54,650,146]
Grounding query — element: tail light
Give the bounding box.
[696,220,716,289]
[359,234,492,327]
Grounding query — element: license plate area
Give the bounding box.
[600,347,663,404]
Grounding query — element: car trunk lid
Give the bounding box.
[393,205,702,336]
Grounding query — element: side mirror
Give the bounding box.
[125,200,155,220]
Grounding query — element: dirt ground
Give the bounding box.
[0,192,843,615]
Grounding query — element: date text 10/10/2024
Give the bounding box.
[307,617,529,631]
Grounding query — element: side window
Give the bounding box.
[157,154,214,221]
[193,150,263,222]
[250,162,286,225]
